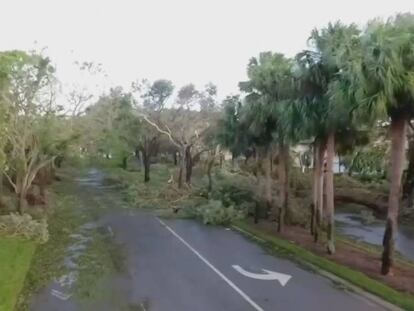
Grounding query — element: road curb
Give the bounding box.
[231,225,405,311]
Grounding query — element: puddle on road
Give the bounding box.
[336,211,414,261]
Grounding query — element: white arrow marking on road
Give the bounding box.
[157,218,264,311]
[51,289,72,301]
[107,225,114,237]
[232,265,292,286]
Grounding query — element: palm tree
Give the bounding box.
[342,14,414,274]
[295,22,360,253]
[239,52,297,232]
[216,95,247,167]
[295,50,330,243]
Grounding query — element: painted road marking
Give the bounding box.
[157,218,265,311]
[107,225,114,237]
[232,265,291,286]
[51,289,72,301]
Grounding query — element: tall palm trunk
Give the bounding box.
[325,131,336,254]
[313,140,325,243]
[403,137,414,208]
[264,150,273,219]
[382,115,407,275]
[311,143,318,235]
[277,144,289,233]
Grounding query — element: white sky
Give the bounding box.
[1,0,413,101]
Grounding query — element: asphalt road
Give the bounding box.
[107,210,387,311]
[30,169,390,311]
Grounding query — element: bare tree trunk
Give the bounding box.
[185,146,192,184]
[38,170,46,201]
[178,146,186,189]
[138,151,144,169]
[143,152,150,182]
[311,143,318,235]
[254,161,261,224]
[0,173,3,197]
[326,131,336,254]
[264,151,273,219]
[0,173,3,207]
[173,152,178,166]
[277,144,289,233]
[270,150,274,173]
[17,190,28,214]
[55,156,64,168]
[403,137,414,208]
[207,152,216,193]
[122,156,128,170]
[314,140,325,243]
[382,115,407,275]
[338,155,342,173]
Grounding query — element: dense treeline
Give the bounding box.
[215,14,414,275]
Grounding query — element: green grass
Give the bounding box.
[233,221,414,311]
[74,229,125,299]
[0,238,36,311]
[337,235,414,268]
[16,190,84,310]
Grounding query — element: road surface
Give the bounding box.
[30,169,390,311]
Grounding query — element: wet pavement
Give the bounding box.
[30,169,391,311]
[336,211,414,261]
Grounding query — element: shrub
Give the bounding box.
[0,213,49,243]
[211,170,257,207]
[195,199,247,225]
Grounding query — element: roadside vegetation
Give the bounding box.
[2,11,414,311]
[0,238,36,311]
[233,221,414,310]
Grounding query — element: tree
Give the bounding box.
[342,14,414,274]
[295,22,360,253]
[216,95,248,166]
[138,83,218,188]
[0,85,7,203]
[0,50,57,213]
[140,79,174,112]
[199,83,219,112]
[239,52,298,232]
[132,79,174,182]
[79,87,142,172]
[176,83,199,110]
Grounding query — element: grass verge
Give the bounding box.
[16,191,83,310]
[233,220,414,311]
[337,235,414,269]
[0,238,36,311]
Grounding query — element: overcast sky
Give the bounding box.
[1,0,413,100]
